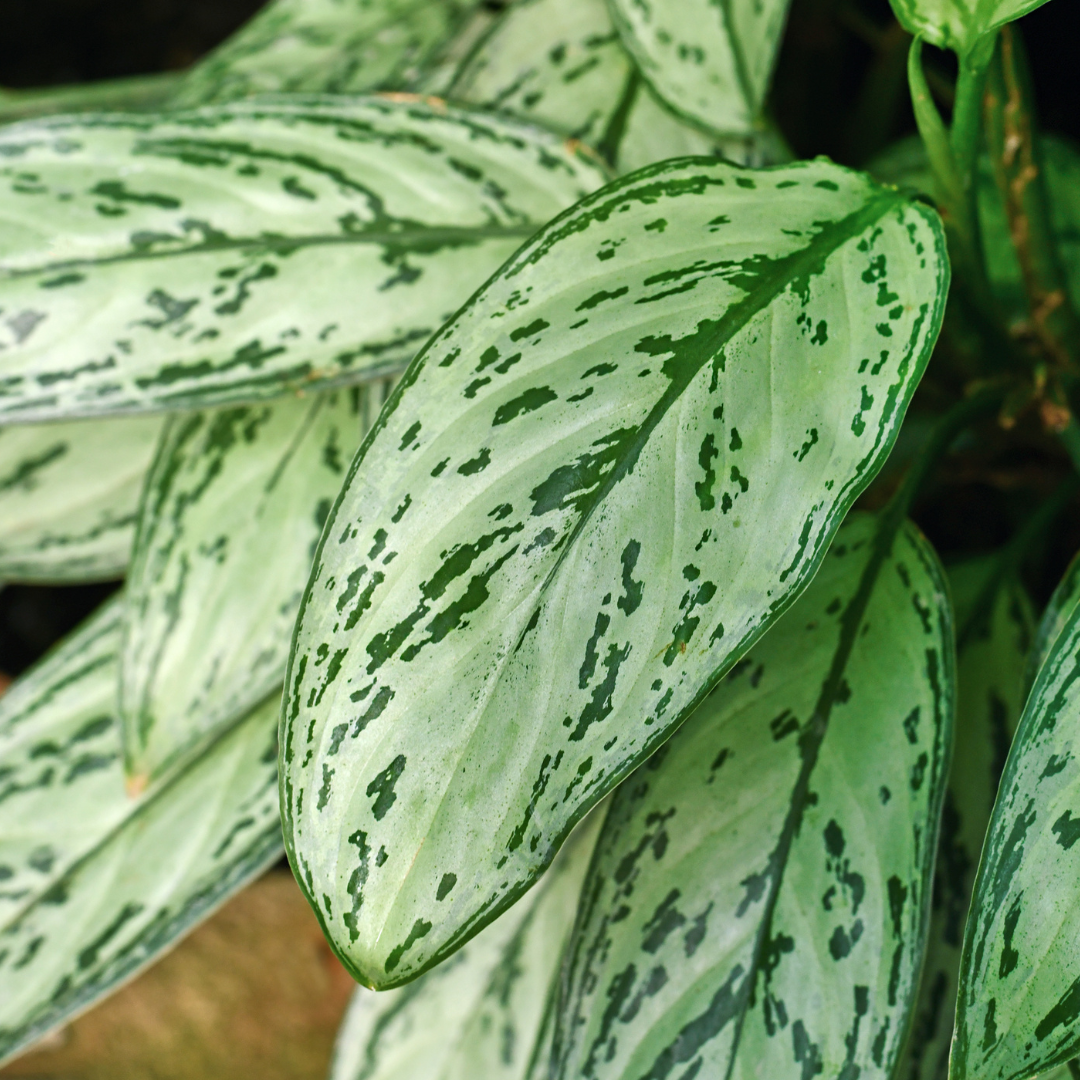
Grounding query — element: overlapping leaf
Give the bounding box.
[282,156,948,988]
[870,135,1080,328]
[0,415,163,582]
[607,0,793,136]
[0,689,283,1066]
[121,381,392,788]
[0,598,131,928]
[330,806,603,1080]
[172,0,481,107]
[443,0,788,172]
[1025,551,1080,699]
[549,514,953,1080]
[887,0,1055,56]
[899,561,1034,1080]
[0,96,606,423]
[954,584,1080,1079]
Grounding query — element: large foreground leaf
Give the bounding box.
[887,0,1054,56]
[607,0,792,136]
[0,689,283,1066]
[443,0,788,172]
[122,381,391,788]
[899,562,1034,1080]
[0,97,606,423]
[0,598,130,928]
[282,157,948,988]
[0,415,163,581]
[549,514,953,1080]
[172,0,481,107]
[330,806,603,1080]
[954,589,1080,1078]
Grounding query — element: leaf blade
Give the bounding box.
[0,97,606,422]
[0,416,163,582]
[550,514,954,1080]
[121,382,392,786]
[282,157,948,988]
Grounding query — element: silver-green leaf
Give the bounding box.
[606,0,793,136]
[1024,548,1080,701]
[0,97,606,423]
[0,688,283,1066]
[0,415,163,582]
[281,157,948,988]
[0,597,130,928]
[172,0,482,107]
[899,561,1034,1080]
[549,513,954,1080]
[444,0,788,172]
[887,0,1054,56]
[122,381,392,789]
[329,806,603,1080]
[954,586,1080,1079]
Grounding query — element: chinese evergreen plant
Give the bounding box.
[0,0,1078,1078]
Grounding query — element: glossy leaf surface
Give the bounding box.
[887,0,1054,55]
[122,381,391,787]
[550,514,953,1080]
[282,157,948,988]
[0,690,283,1066]
[0,598,130,928]
[1025,549,1080,700]
[172,0,480,106]
[607,0,792,136]
[900,562,1034,1080]
[0,97,606,423]
[0,415,163,582]
[329,808,603,1080]
[444,0,788,173]
[954,590,1080,1078]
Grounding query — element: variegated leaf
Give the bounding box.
[954,586,1080,1078]
[122,381,393,788]
[444,0,787,171]
[607,0,793,137]
[0,415,163,582]
[549,513,954,1080]
[900,561,1034,1080]
[171,0,481,107]
[1025,549,1080,700]
[281,157,948,988]
[0,97,606,423]
[0,689,283,1066]
[329,806,603,1080]
[0,598,130,929]
[887,0,1054,56]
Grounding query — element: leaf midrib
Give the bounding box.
[0,225,538,282]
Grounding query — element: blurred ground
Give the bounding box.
[0,870,357,1080]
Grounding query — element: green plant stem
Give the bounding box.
[984,27,1080,367]
[0,72,183,124]
[1058,419,1080,474]
[957,471,1080,651]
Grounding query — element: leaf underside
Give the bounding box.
[550,514,954,1080]
[281,156,947,989]
[887,0,1055,55]
[0,96,605,423]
